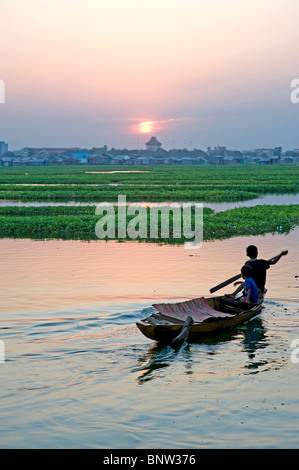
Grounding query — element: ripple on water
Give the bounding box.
[0,233,299,448]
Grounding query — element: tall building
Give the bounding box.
[0,141,8,155]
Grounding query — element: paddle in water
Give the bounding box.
[172,316,194,346]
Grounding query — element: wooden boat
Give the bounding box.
[136,295,264,344]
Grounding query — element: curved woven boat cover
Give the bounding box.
[152,297,234,322]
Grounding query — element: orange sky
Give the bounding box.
[1,0,299,149]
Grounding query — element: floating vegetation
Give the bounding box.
[0,165,298,242]
[0,164,298,202]
[0,204,298,243]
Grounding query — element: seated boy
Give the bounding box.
[240,265,259,304]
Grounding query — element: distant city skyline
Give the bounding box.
[1,0,299,151]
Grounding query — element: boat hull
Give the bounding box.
[136,296,263,343]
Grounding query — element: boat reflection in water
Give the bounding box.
[134,309,290,384]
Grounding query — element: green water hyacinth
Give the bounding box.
[0,164,298,202]
[0,204,298,243]
[0,164,298,242]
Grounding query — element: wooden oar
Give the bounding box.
[172,316,194,346]
[210,274,242,293]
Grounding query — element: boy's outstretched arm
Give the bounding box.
[268,250,288,265]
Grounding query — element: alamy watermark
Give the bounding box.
[290,339,299,364]
[290,79,299,104]
[0,340,4,363]
[0,80,5,103]
[95,195,203,249]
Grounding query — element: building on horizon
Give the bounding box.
[0,141,8,155]
[145,136,162,152]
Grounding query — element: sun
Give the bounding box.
[139,121,153,133]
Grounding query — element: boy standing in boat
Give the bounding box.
[245,245,288,294]
[227,245,288,298]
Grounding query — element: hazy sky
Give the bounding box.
[1,0,299,150]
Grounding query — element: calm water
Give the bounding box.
[1,228,299,448]
[1,192,299,212]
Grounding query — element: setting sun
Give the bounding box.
[139,121,153,133]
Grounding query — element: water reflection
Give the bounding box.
[134,342,192,384]
[205,192,299,213]
[241,317,268,358]
[0,191,298,211]
[134,315,281,383]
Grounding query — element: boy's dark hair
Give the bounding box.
[241,264,253,277]
[246,245,258,258]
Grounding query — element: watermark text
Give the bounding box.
[290,79,299,104]
[0,80,5,104]
[95,195,203,249]
[0,340,5,363]
[291,339,299,363]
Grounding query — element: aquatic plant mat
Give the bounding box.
[0,163,298,202]
[0,164,298,241]
[0,204,298,242]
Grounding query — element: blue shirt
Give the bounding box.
[244,277,259,303]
